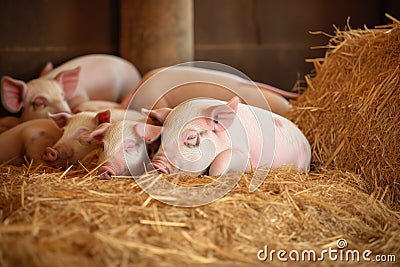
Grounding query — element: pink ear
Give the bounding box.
[48,112,73,128]
[54,67,81,98]
[141,108,172,125]
[95,110,111,124]
[79,123,111,143]
[208,97,239,132]
[1,76,28,113]
[40,62,54,77]
[226,97,240,112]
[135,123,162,143]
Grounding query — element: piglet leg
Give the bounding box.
[208,149,250,176]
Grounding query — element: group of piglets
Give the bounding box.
[0,54,311,180]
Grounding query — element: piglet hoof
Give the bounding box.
[97,166,115,180]
[43,147,58,162]
[150,161,169,174]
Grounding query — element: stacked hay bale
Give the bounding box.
[289,20,400,209]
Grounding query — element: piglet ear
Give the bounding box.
[40,62,53,76]
[95,109,111,124]
[79,122,111,143]
[1,76,28,113]
[48,112,73,128]
[141,108,172,125]
[208,96,239,132]
[54,67,80,98]
[135,123,163,143]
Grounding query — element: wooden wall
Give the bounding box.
[0,0,119,81]
[0,0,119,115]
[0,0,399,116]
[194,0,399,90]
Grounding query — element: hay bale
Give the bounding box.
[288,20,400,209]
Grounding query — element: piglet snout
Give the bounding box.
[43,147,59,162]
[98,166,115,180]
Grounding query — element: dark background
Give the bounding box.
[0,0,399,116]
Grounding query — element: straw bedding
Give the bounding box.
[1,20,399,266]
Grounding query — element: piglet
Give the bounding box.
[0,119,62,165]
[79,120,161,179]
[1,54,141,122]
[0,116,20,133]
[149,97,311,178]
[72,100,124,113]
[122,65,299,116]
[42,109,145,168]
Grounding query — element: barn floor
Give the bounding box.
[0,163,398,266]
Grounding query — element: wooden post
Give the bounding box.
[120,0,194,75]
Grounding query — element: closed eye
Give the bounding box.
[74,128,91,141]
[124,139,138,153]
[187,135,196,140]
[184,134,199,147]
[32,98,48,111]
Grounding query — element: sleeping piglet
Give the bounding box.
[149,97,311,176]
[122,65,299,116]
[42,109,145,168]
[0,119,62,165]
[1,54,141,122]
[72,100,124,113]
[79,120,161,179]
